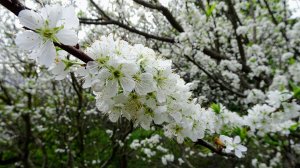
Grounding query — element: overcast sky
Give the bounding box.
[288,0,300,17]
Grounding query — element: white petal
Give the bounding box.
[120,77,135,92]
[235,150,243,158]
[156,89,166,103]
[98,68,111,80]
[76,67,88,76]
[82,75,93,88]
[122,62,139,75]
[59,6,79,29]
[41,5,62,28]
[170,112,182,123]
[154,113,168,124]
[109,111,121,122]
[224,147,232,153]
[36,41,56,67]
[103,80,119,98]
[234,136,241,144]
[237,145,247,152]
[28,49,39,59]
[15,31,42,50]
[51,62,65,75]
[18,10,44,29]
[55,29,78,46]
[135,73,156,95]
[140,120,151,130]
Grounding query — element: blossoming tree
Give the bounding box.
[0,0,299,167]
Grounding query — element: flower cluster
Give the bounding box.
[78,35,218,143]
[15,5,79,67]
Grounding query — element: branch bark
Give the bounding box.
[133,0,184,32]
[185,55,246,97]
[79,19,175,43]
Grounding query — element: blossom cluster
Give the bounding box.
[77,35,215,143]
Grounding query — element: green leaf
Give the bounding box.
[289,123,299,131]
[211,103,221,114]
[232,127,248,140]
[289,57,295,65]
[289,81,300,99]
[206,3,217,18]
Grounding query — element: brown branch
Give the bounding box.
[133,0,184,32]
[80,18,229,61]
[21,113,32,168]
[263,0,278,25]
[0,0,94,64]
[89,0,111,20]
[0,80,13,105]
[85,1,232,62]
[79,19,175,43]
[202,47,228,60]
[185,55,246,97]
[225,0,251,73]
[0,0,28,15]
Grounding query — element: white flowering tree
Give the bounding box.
[0,0,299,167]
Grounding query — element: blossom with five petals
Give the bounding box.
[15,5,79,67]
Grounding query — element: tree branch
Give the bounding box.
[225,0,251,73]
[185,55,246,97]
[79,18,175,43]
[133,0,184,32]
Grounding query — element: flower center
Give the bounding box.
[41,28,55,38]
[113,69,122,78]
[36,20,64,42]
[96,56,109,65]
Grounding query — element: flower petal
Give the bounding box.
[237,145,247,152]
[40,5,62,28]
[18,10,44,29]
[55,29,78,46]
[120,77,135,92]
[59,6,79,29]
[15,31,42,50]
[235,150,242,158]
[103,80,119,98]
[135,73,156,95]
[122,62,139,75]
[234,136,241,144]
[36,40,56,67]
[109,111,121,122]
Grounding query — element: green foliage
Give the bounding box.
[210,103,221,114]
[289,81,300,99]
[205,2,216,19]
[233,127,248,140]
[289,123,299,132]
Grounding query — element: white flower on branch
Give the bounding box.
[15,5,79,67]
[220,135,247,158]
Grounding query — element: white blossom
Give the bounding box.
[16,5,79,67]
